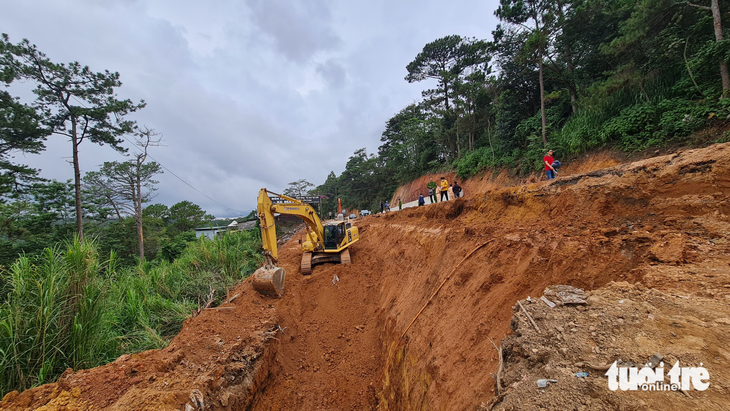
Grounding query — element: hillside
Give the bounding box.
[2,143,730,410]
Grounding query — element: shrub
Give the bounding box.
[0,230,263,397]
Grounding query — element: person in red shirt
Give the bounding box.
[544,150,556,180]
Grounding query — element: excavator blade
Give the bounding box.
[251,266,286,297]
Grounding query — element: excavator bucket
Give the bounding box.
[251,266,286,297]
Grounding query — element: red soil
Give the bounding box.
[2,143,730,410]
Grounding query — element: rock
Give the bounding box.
[544,285,588,305]
[541,296,556,308]
[714,318,730,325]
[647,353,664,368]
[647,234,687,263]
[536,379,557,388]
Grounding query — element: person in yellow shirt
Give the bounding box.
[440,177,449,201]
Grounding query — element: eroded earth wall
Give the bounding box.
[1,143,729,410]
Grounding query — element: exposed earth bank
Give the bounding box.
[2,143,730,410]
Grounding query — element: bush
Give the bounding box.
[0,230,263,397]
[0,238,113,395]
[601,102,660,150]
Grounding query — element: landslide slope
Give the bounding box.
[2,143,729,410]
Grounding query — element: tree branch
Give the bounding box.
[686,1,711,10]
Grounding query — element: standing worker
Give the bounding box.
[398,197,402,210]
[544,150,556,180]
[453,181,462,198]
[440,176,449,202]
[427,178,438,204]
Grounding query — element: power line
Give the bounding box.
[68,95,247,215]
[122,136,248,215]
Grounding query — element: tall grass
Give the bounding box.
[0,230,262,397]
[0,238,111,394]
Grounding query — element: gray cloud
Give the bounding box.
[316,59,347,89]
[244,0,342,63]
[1,0,500,217]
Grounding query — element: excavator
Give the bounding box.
[251,188,360,297]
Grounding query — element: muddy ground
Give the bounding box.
[1,143,729,410]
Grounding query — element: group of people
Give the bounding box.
[382,150,558,212]
[417,176,462,206]
[380,197,405,212]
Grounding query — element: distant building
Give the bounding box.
[195,226,228,240]
[195,218,257,239]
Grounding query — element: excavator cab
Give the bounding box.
[323,222,348,250]
[323,224,339,250]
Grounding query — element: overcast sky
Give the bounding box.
[1,0,500,217]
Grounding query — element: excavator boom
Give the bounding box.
[251,188,359,297]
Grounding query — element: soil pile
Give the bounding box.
[1,143,729,410]
[485,282,730,410]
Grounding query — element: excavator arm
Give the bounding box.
[251,188,358,297]
[256,188,325,261]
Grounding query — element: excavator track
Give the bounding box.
[301,252,312,275]
[340,248,351,265]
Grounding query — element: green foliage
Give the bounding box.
[1,34,146,238]
[319,0,730,202]
[0,238,112,394]
[601,102,659,149]
[0,90,48,196]
[0,180,76,266]
[159,231,196,262]
[0,230,262,396]
[600,97,723,150]
[283,179,314,198]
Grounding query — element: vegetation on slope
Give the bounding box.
[312,0,730,215]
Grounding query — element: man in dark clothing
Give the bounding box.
[380,201,384,213]
[453,182,462,198]
[418,193,425,206]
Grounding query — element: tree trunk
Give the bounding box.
[71,118,84,240]
[456,120,460,158]
[557,0,578,114]
[539,49,547,147]
[487,118,495,160]
[711,0,730,97]
[137,213,144,261]
[136,175,144,261]
[566,59,578,114]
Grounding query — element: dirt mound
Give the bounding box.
[388,150,623,205]
[0,288,278,410]
[485,282,730,410]
[2,143,730,410]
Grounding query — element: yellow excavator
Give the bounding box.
[251,188,360,297]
